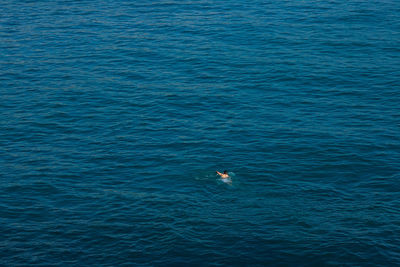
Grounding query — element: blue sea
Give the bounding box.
[1,0,400,265]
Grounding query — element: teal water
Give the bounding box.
[1,0,400,265]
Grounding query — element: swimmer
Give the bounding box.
[216,170,229,179]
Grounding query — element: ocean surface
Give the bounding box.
[1,0,400,265]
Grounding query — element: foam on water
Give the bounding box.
[219,177,232,185]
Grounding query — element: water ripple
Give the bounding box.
[2,0,400,265]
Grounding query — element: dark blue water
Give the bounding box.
[1,0,400,265]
